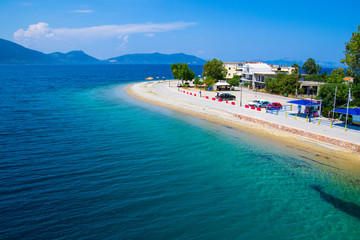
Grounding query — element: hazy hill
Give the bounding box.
[107,52,207,65]
[49,51,100,64]
[0,38,101,64]
[0,38,55,64]
[0,38,341,67]
[260,59,341,68]
[0,39,205,65]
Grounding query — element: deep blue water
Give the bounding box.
[300,67,335,74]
[1,65,360,239]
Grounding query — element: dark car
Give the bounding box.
[266,102,283,110]
[215,93,236,100]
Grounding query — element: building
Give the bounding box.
[223,62,244,79]
[241,62,275,89]
[344,77,354,83]
[271,65,296,74]
[298,80,325,96]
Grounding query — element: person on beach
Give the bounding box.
[199,90,202,97]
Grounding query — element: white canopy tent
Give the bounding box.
[214,81,231,91]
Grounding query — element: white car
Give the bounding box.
[255,100,272,108]
[248,100,261,106]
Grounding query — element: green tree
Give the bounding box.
[193,76,203,87]
[227,75,240,87]
[170,63,195,83]
[265,76,282,94]
[326,67,345,84]
[350,83,360,106]
[265,73,297,95]
[302,58,322,75]
[182,65,195,82]
[282,73,298,94]
[341,25,360,84]
[203,58,227,81]
[203,77,216,88]
[304,74,324,82]
[170,63,179,79]
[291,63,300,74]
[346,68,354,77]
[331,67,345,76]
[317,83,350,116]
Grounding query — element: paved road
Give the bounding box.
[152,81,360,145]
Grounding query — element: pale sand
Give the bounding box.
[126,81,360,175]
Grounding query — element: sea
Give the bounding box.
[1,65,360,240]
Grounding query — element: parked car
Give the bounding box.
[266,102,283,110]
[215,93,236,100]
[255,100,272,108]
[248,100,261,106]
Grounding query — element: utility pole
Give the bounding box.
[331,86,337,123]
[240,82,243,107]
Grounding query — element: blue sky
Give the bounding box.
[0,0,359,64]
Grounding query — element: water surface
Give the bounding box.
[1,65,360,239]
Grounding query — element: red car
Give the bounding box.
[266,102,282,110]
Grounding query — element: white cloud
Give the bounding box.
[19,2,31,6]
[14,22,54,39]
[13,21,196,58]
[116,35,130,50]
[123,35,129,43]
[71,9,94,13]
[14,21,196,41]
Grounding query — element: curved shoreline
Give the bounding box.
[126,81,360,173]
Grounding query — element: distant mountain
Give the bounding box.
[0,38,342,67]
[49,51,100,64]
[107,52,207,65]
[0,38,101,64]
[259,58,341,68]
[0,38,55,64]
[0,39,205,65]
[261,59,301,67]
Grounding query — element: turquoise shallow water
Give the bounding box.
[1,65,360,239]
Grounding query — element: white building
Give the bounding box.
[241,62,275,89]
[223,62,244,79]
[271,65,296,74]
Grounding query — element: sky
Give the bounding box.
[0,0,359,64]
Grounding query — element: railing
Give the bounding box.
[180,90,360,133]
[266,105,360,132]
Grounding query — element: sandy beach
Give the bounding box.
[127,80,360,174]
